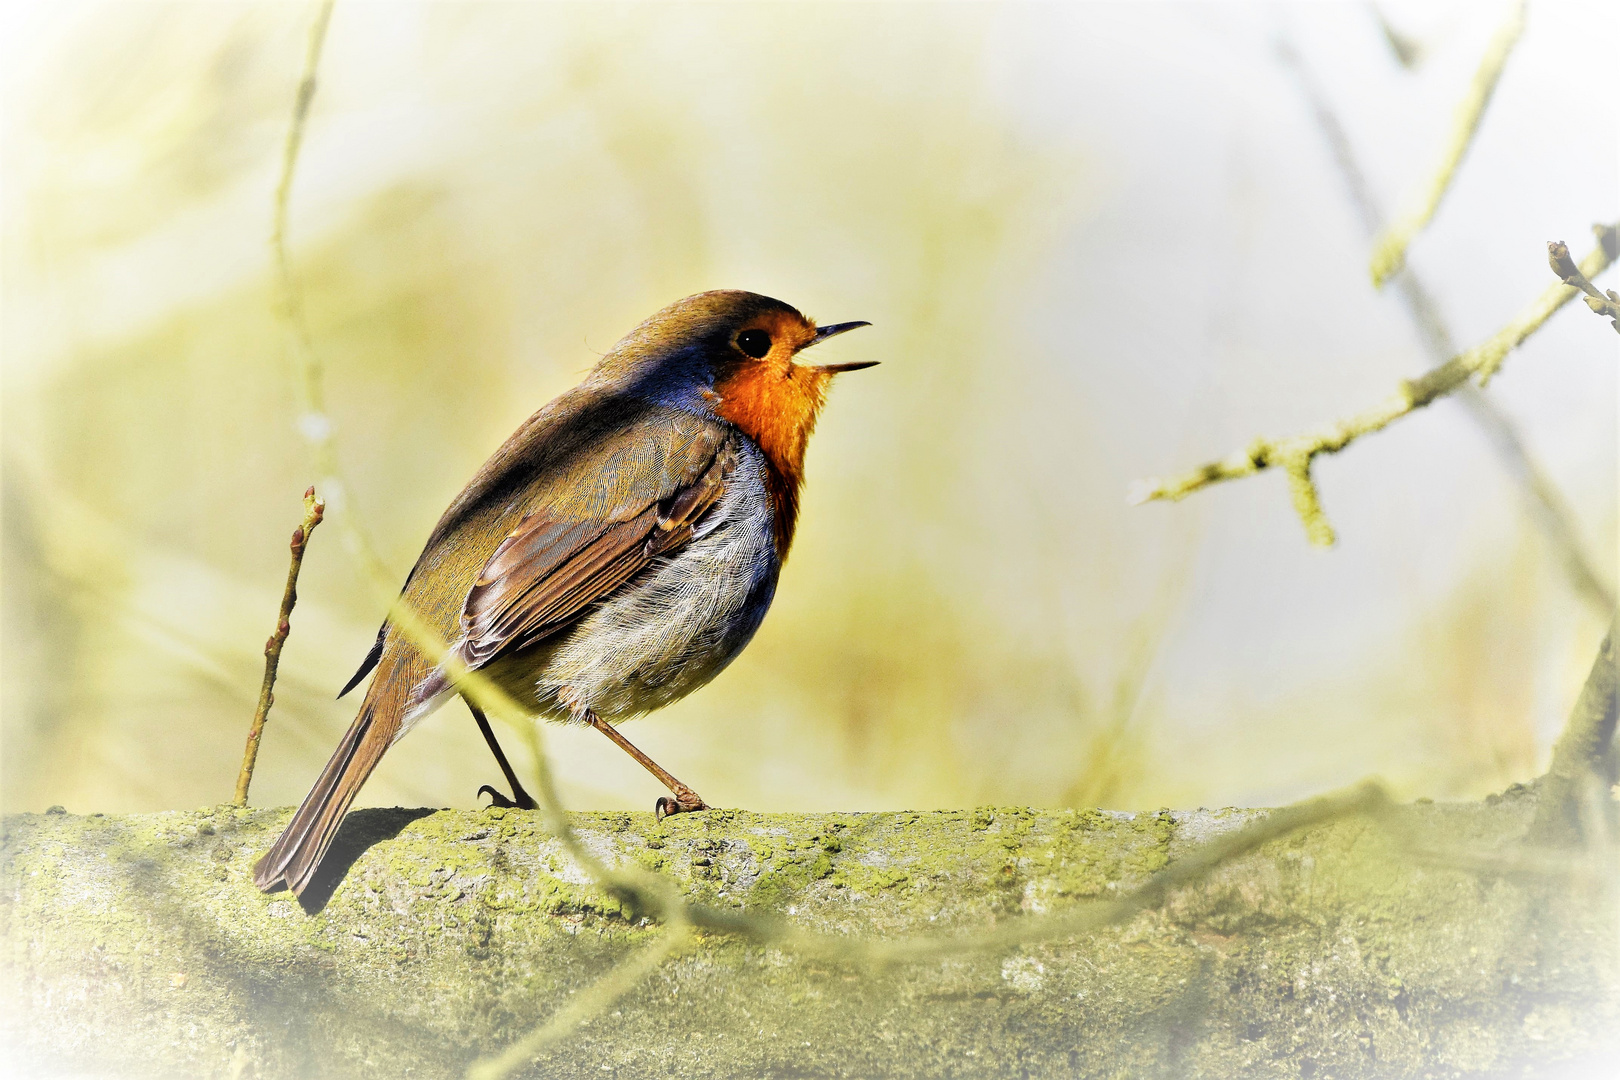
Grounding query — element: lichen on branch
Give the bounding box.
[6,795,1616,1079]
[1130,223,1619,546]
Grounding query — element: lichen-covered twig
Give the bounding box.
[1549,239,1620,334]
[1277,36,1614,607]
[235,487,326,806]
[1130,224,1620,545]
[1369,0,1525,287]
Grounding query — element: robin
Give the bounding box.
[254,290,874,896]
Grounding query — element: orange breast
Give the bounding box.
[712,362,831,558]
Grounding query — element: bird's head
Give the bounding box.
[601,289,873,479]
[597,290,873,553]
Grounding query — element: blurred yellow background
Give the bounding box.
[3,1,1614,817]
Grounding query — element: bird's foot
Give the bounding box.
[654,786,708,821]
[478,783,538,811]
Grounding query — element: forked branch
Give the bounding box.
[1130,224,1619,545]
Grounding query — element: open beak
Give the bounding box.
[805,321,877,372]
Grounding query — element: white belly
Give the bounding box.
[526,439,779,721]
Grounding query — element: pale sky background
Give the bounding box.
[2,1,1615,816]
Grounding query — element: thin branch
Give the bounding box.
[235,486,325,806]
[1276,36,1615,607]
[1129,224,1620,545]
[1369,0,1526,287]
[272,0,347,515]
[1549,239,1620,334]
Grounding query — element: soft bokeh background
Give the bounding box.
[3,1,1614,818]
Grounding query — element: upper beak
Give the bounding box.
[805,321,877,372]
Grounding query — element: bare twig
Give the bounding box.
[235,487,326,806]
[1369,0,1526,287]
[1277,36,1615,608]
[1549,239,1620,334]
[1129,224,1620,545]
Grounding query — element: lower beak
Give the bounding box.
[805,320,877,372]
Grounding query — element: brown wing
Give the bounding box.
[411,434,737,703]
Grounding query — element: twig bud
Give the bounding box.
[304,485,316,499]
[1547,241,1581,285]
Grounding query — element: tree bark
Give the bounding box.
[3,791,1615,1079]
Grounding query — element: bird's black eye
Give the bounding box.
[736,329,772,359]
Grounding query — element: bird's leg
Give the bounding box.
[466,700,538,810]
[583,710,709,819]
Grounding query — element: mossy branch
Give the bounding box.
[7,797,1618,1078]
[1368,0,1525,287]
[1129,224,1619,545]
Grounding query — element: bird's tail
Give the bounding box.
[253,672,406,896]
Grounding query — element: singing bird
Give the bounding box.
[254,290,874,896]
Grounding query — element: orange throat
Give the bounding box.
[711,362,830,558]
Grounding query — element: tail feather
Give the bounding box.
[253,691,395,896]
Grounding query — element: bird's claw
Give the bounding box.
[655,790,709,821]
[479,783,538,810]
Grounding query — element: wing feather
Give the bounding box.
[411,430,738,704]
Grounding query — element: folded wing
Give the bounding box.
[410,430,738,707]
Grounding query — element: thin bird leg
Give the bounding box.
[583,710,709,820]
[466,700,538,810]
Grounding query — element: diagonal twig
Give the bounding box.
[1129,224,1619,545]
[272,0,349,516]
[1369,0,1526,287]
